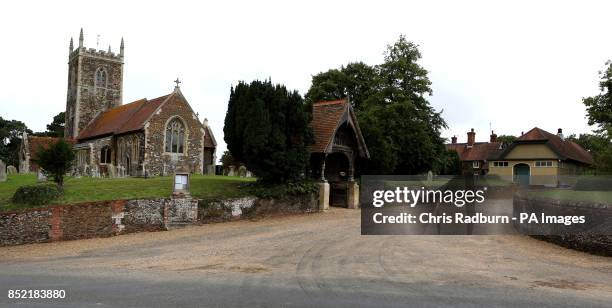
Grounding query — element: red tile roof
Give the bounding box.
[515,127,593,164]
[27,136,60,160]
[310,99,348,153]
[446,142,502,161]
[77,94,171,140]
[310,99,369,158]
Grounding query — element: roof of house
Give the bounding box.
[446,142,502,161]
[310,99,369,158]
[76,93,172,140]
[505,127,593,164]
[26,136,75,159]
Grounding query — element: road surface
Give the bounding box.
[0,208,610,307]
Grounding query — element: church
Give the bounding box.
[62,29,216,177]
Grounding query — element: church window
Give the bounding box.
[165,118,186,154]
[95,68,107,88]
[100,146,112,164]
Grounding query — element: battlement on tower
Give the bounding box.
[69,47,123,61]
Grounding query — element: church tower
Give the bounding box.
[65,28,124,139]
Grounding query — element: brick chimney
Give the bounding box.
[467,128,475,147]
[451,135,457,144]
[490,130,497,143]
[557,128,564,140]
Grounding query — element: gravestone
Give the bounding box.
[227,165,236,176]
[7,165,17,175]
[0,160,6,182]
[108,164,116,178]
[37,170,48,182]
[427,170,433,184]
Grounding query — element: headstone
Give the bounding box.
[228,165,236,176]
[0,160,6,182]
[37,170,47,182]
[7,165,17,175]
[108,164,116,178]
[238,166,247,177]
[245,171,253,178]
[427,170,433,184]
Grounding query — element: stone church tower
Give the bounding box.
[65,28,124,139]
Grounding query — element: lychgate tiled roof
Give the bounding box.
[310,99,369,158]
[77,93,171,140]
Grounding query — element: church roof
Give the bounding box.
[310,99,369,158]
[77,93,171,140]
[204,126,217,148]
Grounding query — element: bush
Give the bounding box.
[574,176,612,191]
[12,183,61,205]
[245,181,318,199]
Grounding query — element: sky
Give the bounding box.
[1,0,611,162]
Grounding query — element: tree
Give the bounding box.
[0,116,32,168]
[32,112,65,137]
[220,150,236,174]
[439,149,462,175]
[224,80,312,183]
[34,139,75,189]
[583,61,612,136]
[46,112,65,137]
[567,133,612,174]
[306,35,447,174]
[496,135,517,147]
[579,61,612,174]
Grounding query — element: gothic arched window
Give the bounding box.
[100,146,112,164]
[95,68,107,88]
[165,118,185,153]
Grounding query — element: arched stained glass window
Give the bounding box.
[165,118,185,153]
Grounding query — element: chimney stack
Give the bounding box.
[490,130,497,143]
[451,135,457,144]
[557,128,564,140]
[467,128,475,147]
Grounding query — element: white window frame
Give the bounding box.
[493,161,509,167]
[535,161,553,167]
[472,161,480,169]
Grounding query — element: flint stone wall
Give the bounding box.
[0,209,51,245]
[513,194,612,256]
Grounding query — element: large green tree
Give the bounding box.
[306,35,447,174]
[224,80,312,183]
[579,61,612,174]
[583,61,612,136]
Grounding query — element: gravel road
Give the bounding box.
[0,207,610,307]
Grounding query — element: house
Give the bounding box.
[447,127,593,186]
[309,99,369,208]
[446,128,502,175]
[488,127,593,186]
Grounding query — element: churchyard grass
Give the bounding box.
[0,174,255,211]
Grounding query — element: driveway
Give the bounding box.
[0,208,610,307]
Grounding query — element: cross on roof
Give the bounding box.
[174,78,181,88]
